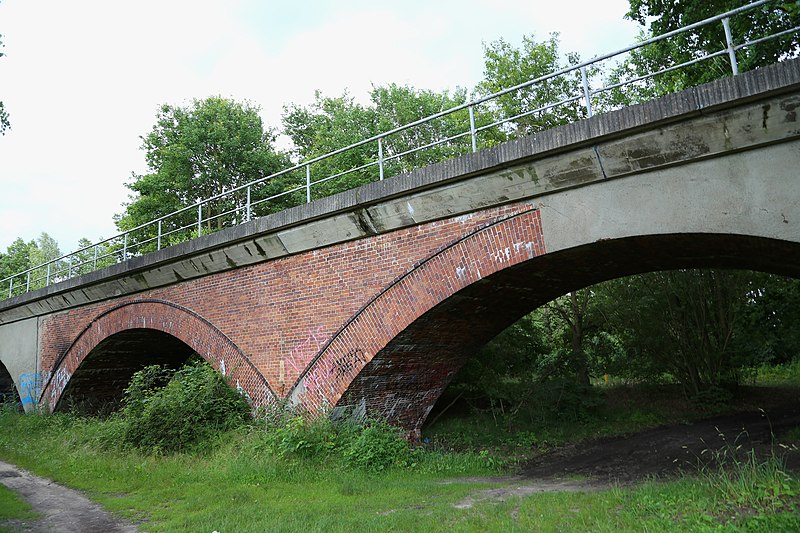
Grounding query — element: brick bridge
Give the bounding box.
[1,60,800,435]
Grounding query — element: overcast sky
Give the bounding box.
[0,0,641,254]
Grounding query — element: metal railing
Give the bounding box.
[2,0,796,300]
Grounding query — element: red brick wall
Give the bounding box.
[291,207,545,431]
[39,200,543,422]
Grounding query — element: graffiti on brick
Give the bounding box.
[45,368,71,411]
[19,372,43,408]
[286,326,326,376]
[302,348,369,409]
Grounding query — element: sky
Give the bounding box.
[0,0,641,254]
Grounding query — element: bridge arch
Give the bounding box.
[43,299,276,412]
[290,139,800,433]
[0,360,21,409]
[290,222,800,434]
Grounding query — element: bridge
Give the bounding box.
[1,54,800,434]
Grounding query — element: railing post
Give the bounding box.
[197,204,203,237]
[123,233,128,261]
[26,271,30,292]
[8,278,12,298]
[722,17,739,75]
[378,137,385,181]
[246,186,252,222]
[157,220,162,250]
[306,164,311,203]
[469,103,477,153]
[580,66,593,118]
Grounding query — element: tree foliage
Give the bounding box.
[477,34,585,136]
[116,97,290,250]
[283,91,379,198]
[618,0,800,98]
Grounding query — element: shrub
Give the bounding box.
[117,360,251,453]
[343,421,411,473]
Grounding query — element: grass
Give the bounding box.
[0,483,39,533]
[0,375,798,531]
[0,396,798,531]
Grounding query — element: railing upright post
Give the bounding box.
[580,67,593,118]
[469,103,477,153]
[378,137,385,180]
[722,17,739,75]
[157,220,162,250]
[123,233,128,261]
[26,271,30,292]
[197,204,203,237]
[8,278,12,298]
[246,186,252,222]
[306,164,311,203]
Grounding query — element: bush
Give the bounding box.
[343,421,411,473]
[116,360,251,453]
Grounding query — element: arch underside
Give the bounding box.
[0,361,21,408]
[57,329,195,412]
[47,300,276,413]
[336,233,800,432]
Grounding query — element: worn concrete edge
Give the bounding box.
[1,59,799,321]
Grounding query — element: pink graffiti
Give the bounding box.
[286,326,326,376]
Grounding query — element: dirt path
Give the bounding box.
[0,461,140,533]
[521,403,800,483]
[453,402,800,508]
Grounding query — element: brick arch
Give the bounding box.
[288,206,545,413]
[42,299,276,411]
[289,208,800,432]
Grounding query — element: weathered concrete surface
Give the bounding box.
[539,139,800,256]
[0,317,39,411]
[1,59,799,326]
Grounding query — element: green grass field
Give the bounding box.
[0,381,798,532]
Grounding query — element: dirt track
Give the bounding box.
[521,403,800,483]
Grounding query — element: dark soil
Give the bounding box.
[521,400,800,484]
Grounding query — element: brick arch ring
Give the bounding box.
[41,299,277,411]
[287,205,544,413]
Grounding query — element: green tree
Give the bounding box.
[0,238,32,295]
[283,91,379,198]
[598,269,753,397]
[617,0,800,99]
[371,83,476,174]
[27,233,62,288]
[117,96,290,252]
[477,34,585,137]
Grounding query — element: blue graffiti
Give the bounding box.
[19,372,42,408]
